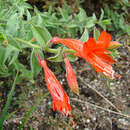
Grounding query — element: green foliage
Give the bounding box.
[104,0,130,36]
[0,0,111,81]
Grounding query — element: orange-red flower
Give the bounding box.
[64,55,79,95]
[82,31,115,79]
[83,37,114,79]
[36,54,75,126]
[51,36,84,57]
[51,31,121,79]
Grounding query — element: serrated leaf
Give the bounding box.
[80,28,89,42]
[31,24,52,48]
[30,49,44,77]
[93,27,100,40]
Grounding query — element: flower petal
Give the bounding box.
[97,31,111,49]
[83,38,97,51]
[64,56,79,95]
[84,53,114,79]
[94,53,114,64]
[51,37,84,57]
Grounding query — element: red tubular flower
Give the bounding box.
[36,54,75,126]
[83,37,115,79]
[51,36,84,57]
[64,55,79,95]
[51,31,121,79]
[83,31,121,79]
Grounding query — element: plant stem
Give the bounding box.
[45,48,59,53]
[0,71,19,129]
[15,38,41,49]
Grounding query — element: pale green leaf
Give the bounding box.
[30,49,44,77]
[93,27,100,40]
[31,24,52,49]
[80,28,89,42]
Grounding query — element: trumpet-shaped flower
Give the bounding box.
[51,31,121,79]
[83,37,114,79]
[36,54,75,126]
[64,55,79,95]
[51,36,84,57]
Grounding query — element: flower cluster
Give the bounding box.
[36,31,121,127]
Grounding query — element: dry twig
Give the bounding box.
[71,98,130,118]
[78,77,121,113]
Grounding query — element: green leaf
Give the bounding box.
[67,54,78,62]
[85,18,96,28]
[30,49,44,77]
[93,27,100,40]
[0,46,6,64]
[0,64,11,77]
[77,8,87,22]
[6,13,19,36]
[108,49,120,58]
[99,9,104,21]
[80,28,89,42]
[48,47,63,62]
[31,24,52,49]
[8,50,19,65]
[0,32,5,44]
[26,10,31,21]
[62,47,78,62]
[98,19,111,30]
[14,60,33,81]
[3,44,19,64]
[6,35,22,50]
